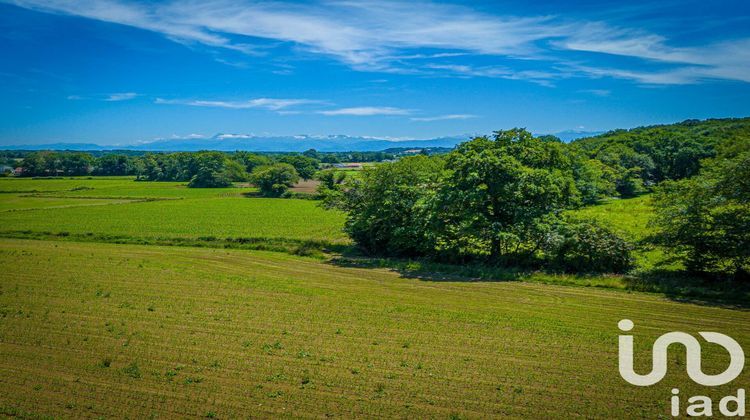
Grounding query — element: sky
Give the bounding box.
[1,0,749,146]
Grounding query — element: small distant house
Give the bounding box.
[332,163,363,169]
[13,167,24,176]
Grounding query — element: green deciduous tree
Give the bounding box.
[187,152,235,188]
[279,155,320,180]
[336,155,443,256]
[425,130,579,263]
[251,163,300,197]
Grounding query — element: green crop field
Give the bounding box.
[1,239,748,418]
[0,178,348,252]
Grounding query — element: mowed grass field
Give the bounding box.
[1,239,748,418]
[0,178,348,248]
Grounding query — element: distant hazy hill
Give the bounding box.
[0,130,600,152]
[3,134,472,152]
[7,119,744,152]
[551,130,605,142]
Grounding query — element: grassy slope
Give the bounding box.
[568,195,673,271]
[1,239,748,418]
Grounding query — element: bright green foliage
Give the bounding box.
[570,157,617,204]
[279,155,320,180]
[222,159,249,182]
[340,155,443,256]
[233,151,273,173]
[251,163,300,197]
[334,130,632,272]
[315,169,347,206]
[593,144,653,197]
[652,148,750,278]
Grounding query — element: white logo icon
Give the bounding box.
[618,319,744,387]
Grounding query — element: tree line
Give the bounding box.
[9,149,375,193]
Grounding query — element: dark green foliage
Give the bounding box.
[94,154,131,176]
[20,151,94,176]
[125,151,247,187]
[573,117,750,189]
[652,146,750,279]
[302,148,321,160]
[251,163,300,197]
[546,219,633,273]
[187,152,240,188]
[426,130,579,263]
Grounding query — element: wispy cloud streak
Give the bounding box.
[319,107,412,116]
[411,114,477,122]
[155,97,323,111]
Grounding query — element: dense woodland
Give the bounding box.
[2,117,749,280]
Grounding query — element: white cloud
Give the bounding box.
[579,89,611,97]
[105,92,138,101]
[155,97,322,111]
[66,92,138,101]
[411,114,477,122]
[10,0,750,85]
[319,107,412,116]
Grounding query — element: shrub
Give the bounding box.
[546,219,634,273]
[251,163,300,197]
[338,155,443,256]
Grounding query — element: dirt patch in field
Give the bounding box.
[289,179,320,193]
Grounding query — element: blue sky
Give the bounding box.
[1,0,749,146]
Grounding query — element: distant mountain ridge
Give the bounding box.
[2,134,472,152]
[0,130,602,152]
